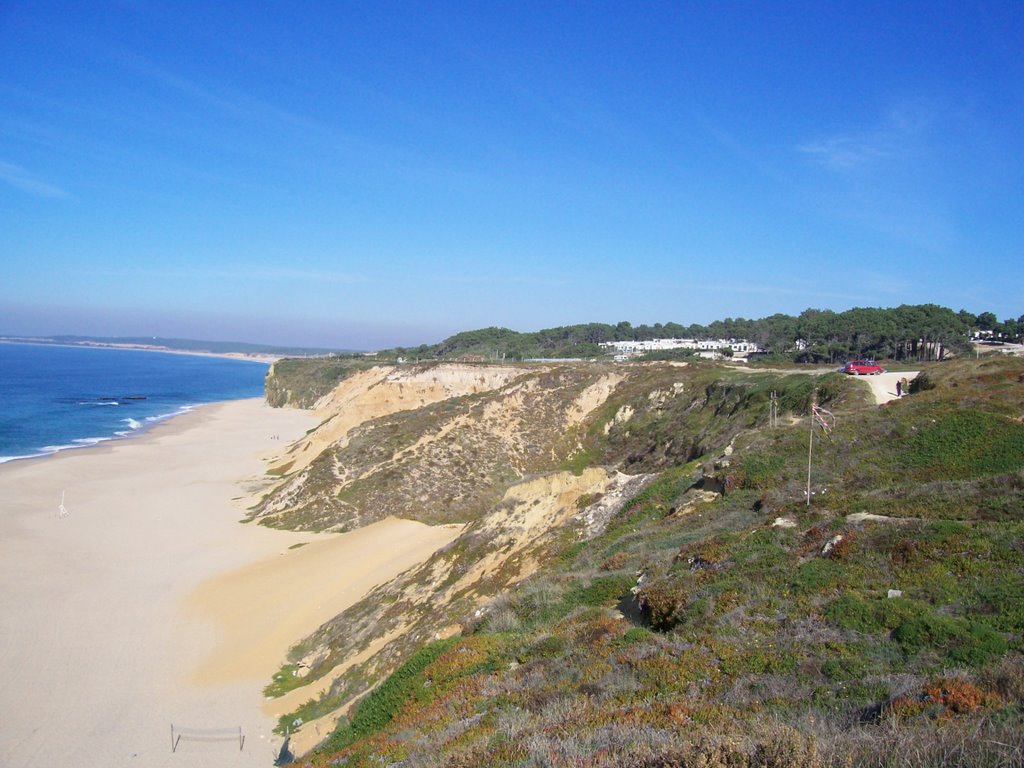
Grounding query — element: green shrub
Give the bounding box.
[822,655,868,681]
[908,371,935,393]
[791,558,844,594]
[947,621,1009,666]
[739,453,786,489]
[891,612,1007,665]
[826,595,932,633]
[973,575,1024,633]
[519,634,567,662]
[620,626,655,645]
[567,574,635,608]
[891,612,963,654]
[638,579,684,632]
[322,637,459,752]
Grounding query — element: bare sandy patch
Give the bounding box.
[0,399,458,767]
[856,370,919,404]
[186,517,462,685]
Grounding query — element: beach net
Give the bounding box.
[171,724,245,752]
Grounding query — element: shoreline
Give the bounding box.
[0,398,459,767]
[0,400,209,466]
[0,342,274,465]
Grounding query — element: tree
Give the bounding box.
[977,311,998,332]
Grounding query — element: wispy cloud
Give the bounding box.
[797,135,894,171]
[0,160,69,199]
[797,105,933,172]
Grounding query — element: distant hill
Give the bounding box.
[0,334,351,358]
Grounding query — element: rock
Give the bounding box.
[847,512,914,524]
[630,570,649,596]
[671,489,720,516]
[575,472,656,540]
[822,534,844,556]
[772,517,797,528]
[687,555,723,572]
[604,404,636,435]
[887,589,903,599]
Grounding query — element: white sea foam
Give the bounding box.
[72,437,110,446]
[3,402,213,464]
[40,443,79,453]
[145,405,195,424]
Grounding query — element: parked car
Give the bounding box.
[843,359,885,375]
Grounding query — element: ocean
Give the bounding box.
[0,343,270,463]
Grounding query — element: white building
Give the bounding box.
[599,338,763,360]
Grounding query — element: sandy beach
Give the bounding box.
[0,399,461,767]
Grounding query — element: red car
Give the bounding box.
[843,359,885,375]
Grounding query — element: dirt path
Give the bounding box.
[724,363,918,406]
[857,370,919,404]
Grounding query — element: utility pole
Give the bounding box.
[806,389,835,508]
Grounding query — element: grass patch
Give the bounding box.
[904,410,1024,479]
[320,637,460,752]
[264,664,312,699]
[826,594,1009,666]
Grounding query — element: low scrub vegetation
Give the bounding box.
[283,357,1023,767]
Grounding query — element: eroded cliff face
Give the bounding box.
[254,360,840,753]
[253,361,647,746]
[267,467,656,755]
[252,364,622,531]
[268,364,529,477]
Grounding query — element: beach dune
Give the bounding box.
[0,399,459,767]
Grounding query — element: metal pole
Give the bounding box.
[806,390,815,507]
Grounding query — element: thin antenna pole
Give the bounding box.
[806,390,816,507]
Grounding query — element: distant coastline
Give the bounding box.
[0,335,347,363]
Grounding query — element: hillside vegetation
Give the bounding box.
[365,303,1021,363]
[257,356,1024,767]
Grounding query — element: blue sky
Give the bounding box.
[1,1,1021,349]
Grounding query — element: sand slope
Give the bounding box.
[0,399,458,767]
